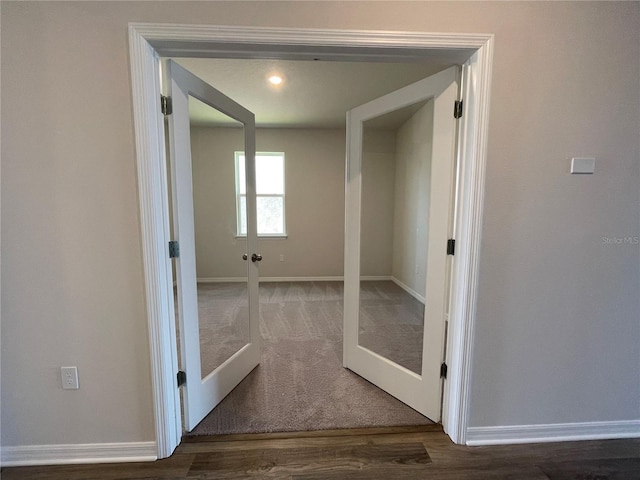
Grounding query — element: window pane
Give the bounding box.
[239,195,247,235]
[256,155,284,194]
[257,196,284,234]
[237,154,246,195]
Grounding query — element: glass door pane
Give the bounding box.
[358,98,433,375]
[188,95,250,380]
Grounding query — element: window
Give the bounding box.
[235,151,286,236]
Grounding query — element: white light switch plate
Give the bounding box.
[570,157,595,174]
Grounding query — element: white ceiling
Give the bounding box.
[175,58,452,129]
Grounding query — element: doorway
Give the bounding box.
[168,57,458,435]
[129,24,493,457]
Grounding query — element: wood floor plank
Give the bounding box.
[292,465,550,480]
[423,437,640,467]
[182,424,441,443]
[177,431,437,454]
[540,457,640,480]
[0,453,195,480]
[186,443,430,478]
[2,430,639,479]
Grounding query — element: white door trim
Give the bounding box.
[128,23,493,458]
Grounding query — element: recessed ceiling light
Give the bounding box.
[268,75,283,86]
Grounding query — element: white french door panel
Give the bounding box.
[344,66,459,421]
[165,60,260,432]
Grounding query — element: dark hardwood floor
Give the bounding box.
[3,425,640,479]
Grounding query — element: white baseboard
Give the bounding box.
[262,276,346,282]
[197,276,345,283]
[198,277,247,283]
[1,441,157,467]
[466,419,640,446]
[391,276,425,303]
[197,276,392,283]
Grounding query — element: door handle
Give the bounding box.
[242,254,248,261]
[251,253,263,262]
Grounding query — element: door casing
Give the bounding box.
[128,24,494,458]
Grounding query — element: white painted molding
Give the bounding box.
[198,277,247,283]
[128,24,181,460]
[360,276,392,282]
[441,37,494,445]
[466,420,640,446]
[128,23,489,60]
[391,277,426,303]
[128,22,493,456]
[197,276,389,283]
[198,276,342,283]
[1,441,157,467]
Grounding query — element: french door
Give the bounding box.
[165,60,261,431]
[343,66,459,421]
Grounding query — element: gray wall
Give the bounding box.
[192,125,402,281]
[360,129,396,277]
[192,126,345,279]
[359,100,435,296]
[1,1,638,449]
[392,101,434,296]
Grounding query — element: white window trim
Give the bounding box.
[235,151,287,237]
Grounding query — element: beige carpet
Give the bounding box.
[187,280,431,435]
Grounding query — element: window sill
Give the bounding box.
[235,234,288,239]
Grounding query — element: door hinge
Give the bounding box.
[440,362,448,379]
[177,370,186,387]
[169,240,180,258]
[454,100,463,119]
[161,95,173,115]
[447,238,455,255]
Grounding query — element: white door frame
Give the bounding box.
[128,23,493,458]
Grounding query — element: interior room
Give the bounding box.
[172,58,450,434]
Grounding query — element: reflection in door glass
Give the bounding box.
[358,99,433,375]
[188,95,251,380]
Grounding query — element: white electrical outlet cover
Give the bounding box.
[61,366,79,390]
